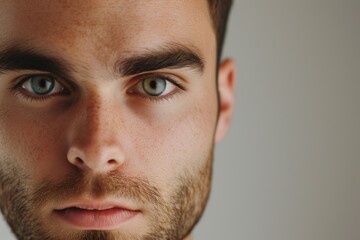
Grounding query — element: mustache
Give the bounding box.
[30,171,161,207]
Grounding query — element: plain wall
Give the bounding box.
[195,0,360,239]
[1,0,360,239]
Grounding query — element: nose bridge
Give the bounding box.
[67,91,125,173]
[74,91,115,144]
[84,93,112,140]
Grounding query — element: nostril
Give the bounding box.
[74,157,85,166]
[107,159,117,165]
[67,146,124,172]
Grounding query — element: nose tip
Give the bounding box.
[67,146,124,173]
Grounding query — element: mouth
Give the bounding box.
[54,201,140,230]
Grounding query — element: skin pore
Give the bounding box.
[0,0,235,240]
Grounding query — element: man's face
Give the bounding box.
[0,0,220,239]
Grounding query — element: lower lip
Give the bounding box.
[54,207,139,230]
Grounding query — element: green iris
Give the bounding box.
[30,75,55,95]
[142,77,166,96]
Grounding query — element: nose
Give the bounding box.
[67,95,125,173]
[67,144,125,173]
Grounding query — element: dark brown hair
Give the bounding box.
[207,0,234,64]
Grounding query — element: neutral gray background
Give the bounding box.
[1,0,360,239]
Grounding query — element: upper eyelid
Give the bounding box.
[129,73,186,90]
[13,73,71,92]
[11,71,186,92]
[15,73,57,85]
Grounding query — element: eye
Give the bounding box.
[129,75,181,100]
[21,75,64,96]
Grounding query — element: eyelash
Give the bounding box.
[10,74,185,103]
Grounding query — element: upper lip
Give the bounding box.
[55,199,138,211]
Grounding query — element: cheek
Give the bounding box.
[128,85,218,190]
[0,109,68,181]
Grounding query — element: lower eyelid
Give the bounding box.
[9,79,69,104]
[138,87,181,102]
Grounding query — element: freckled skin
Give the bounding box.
[0,0,234,240]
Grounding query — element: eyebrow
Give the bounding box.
[117,44,205,76]
[0,46,74,81]
[0,43,204,80]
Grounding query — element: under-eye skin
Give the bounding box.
[129,74,185,102]
[10,74,67,102]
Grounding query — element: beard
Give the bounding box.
[0,149,213,240]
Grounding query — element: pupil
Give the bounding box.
[149,80,157,90]
[39,79,47,89]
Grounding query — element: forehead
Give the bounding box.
[0,0,215,67]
